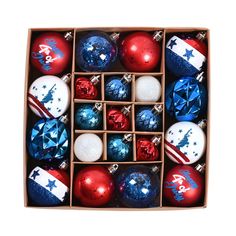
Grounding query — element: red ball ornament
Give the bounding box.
[163,165,204,207]
[119,32,162,72]
[31,32,72,75]
[107,106,130,131]
[73,165,115,207]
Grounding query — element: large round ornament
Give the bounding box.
[31,32,72,75]
[105,74,132,101]
[135,75,162,102]
[75,103,103,130]
[163,165,204,206]
[107,134,132,162]
[28,166,69,206]
[135,105,162,131]
[119,31,162,72]
[28,74,70,118]
[27,116,69,161]
[76,31,118,72]
[165,75,207,121]
[166,33,207,76]
[116,165,160,208]
[74,133,103,162]
[73,165,117,207]
[165,121,206,164]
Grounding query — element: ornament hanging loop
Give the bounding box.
[93,102,103,113]
[152,104,163,114]
[90,75,100,85]
[198,119,207,129]
[153,31,163,42]
[122,105,131,116]
[108,164,119,174]
[61,73,71,83]
[196,31,206,41]
[196,71,204,83]
[195,163,206,174]
[151,136,161,146]
[59,159,69,170]
[151,165,160,174]
[59,114,69,124]
[110,32,120,42]
[122,74,132,84]
[123,133,133,143]
[64,31,73,41]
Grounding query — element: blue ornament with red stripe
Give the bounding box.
[166,32,207,76]
[28,166,69,206]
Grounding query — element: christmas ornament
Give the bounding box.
[73,164,118,207]
[28,166,69,206]
[135,105,162,131]
[163,164,205,206]
[76,31,119,71]
[105,74,132,101]
[75,103,103,130]
[165,72,207,121]
[75,75,100,100]
[116,165,160,208]
[107,105,131,131]
[31,32,72,75]
[107,134,133,162]
[135,75,162,102]
[74,133,103,162]
[166,32,207,76]
[165,120,207,164]
[28,74,71,118]
[119,31,162,72]
[136,136,161,161]
[27,115,69,161]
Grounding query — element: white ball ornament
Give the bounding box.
[135,75,161,102]
[74,133,103,162]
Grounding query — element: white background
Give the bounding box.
[0,0,235,235]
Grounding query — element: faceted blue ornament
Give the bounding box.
[76,31,118,72]
[165,76,207,121]
[27,118,69,161]
[116,165,160,208]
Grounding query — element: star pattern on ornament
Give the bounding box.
[42,85,47,89]
[46,179,57,191]
[58,98,61,102]
[31,169,40,180]
[179,129,183,133]
[193,142,197,145]
[183,49,194,61]
[168,39,177,49]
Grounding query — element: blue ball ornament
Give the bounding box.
[107,134,132,162]
[27,116,69,161]
[76,31,118,72]
[75,103,103,130]
[165,76,207,121]
[116,165,160,208]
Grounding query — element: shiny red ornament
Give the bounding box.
[119,32,161,72]
[31,32,71,75]
[73,165,114,207]
[163,165,204,207]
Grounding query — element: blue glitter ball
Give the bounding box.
[116,165,160,208]
[135,107,162,131]
[165,77,207,121]
[75,104,102,130]
[76,31,118,72]
[27,118,69,161]
[107,135,132,162]
[105,76,131,101]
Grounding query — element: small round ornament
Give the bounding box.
[27,115,69,161]
[165,73,207,121]
[28,74,71,118]
[73,164,118,207]
[107,134,133,162]
[76,31,119,71]
[136,136,161,161]
[166,32,207,76]
[135,104,162,131]
[75,75,100,100]
[105,74,132,101]
[135,75,162,102]
[31,32,72,75]
[107,105,131,131]
[28,166,69,206]
[163,164,205,207]
[165,120,207,164]
[116,165,160,208]
[119,31,162,72]
[75,103,103,130]
[74,133,103,162]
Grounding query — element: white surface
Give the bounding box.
[0,0,235,236]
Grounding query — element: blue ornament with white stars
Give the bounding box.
[76,31,118,72]
[165,76,207,121]
[75,103,103,130]
[28,166,69,206]
[116,165,160,208]
[105,75,131,101]
[107,134,132,162]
